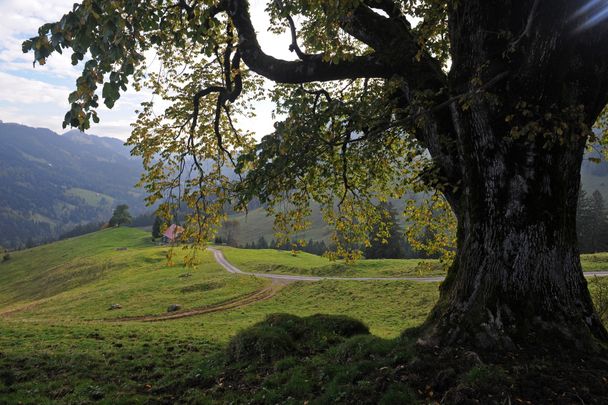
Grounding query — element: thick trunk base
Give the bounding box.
[419,230,608,354]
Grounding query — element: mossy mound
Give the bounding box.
[227,313,369,364]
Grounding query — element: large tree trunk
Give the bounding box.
[417,0,608,353]
[422,101,608,352]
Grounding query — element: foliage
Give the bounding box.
[21,0,452,259]
[2,252,9,262]
[109,204,132,227]
[364,202,413,259]
[404,191,456,264]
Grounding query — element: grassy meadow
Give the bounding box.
[0,228,442,403]
[1,228,607,403]
[219,246,445,277]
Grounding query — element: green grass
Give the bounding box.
[0,228,442,403]
[0,228,268,320]
[1,229,607,403]
[581,253,608,272]
[219,246,445,277]
[65,187,114,207]
[220,246,608,276]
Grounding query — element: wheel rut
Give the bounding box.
[109,282,284,322]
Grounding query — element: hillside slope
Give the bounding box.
[0,122,146,248]
[0,227,267,319]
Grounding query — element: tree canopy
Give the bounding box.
[22,0,460,258]
[109,204,132,227]
[25,0,608,351]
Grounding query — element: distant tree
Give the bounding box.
[152,216,164,239]
[299,239,329,256]
[588,191,608,253]
[109,204,132,227]
[130,213,156,227]
[365,203,409,259]
[221,220,239,247]
[256,236,269,249]
[577,189,594,252]
[59,221,104,240]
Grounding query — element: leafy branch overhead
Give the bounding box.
[22,0,453,256]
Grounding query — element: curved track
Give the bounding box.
[209,247,608,283]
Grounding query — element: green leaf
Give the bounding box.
[102,82,119,108]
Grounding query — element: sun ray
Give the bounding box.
[573,0,608,32]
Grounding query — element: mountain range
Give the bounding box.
[2,120,608,249]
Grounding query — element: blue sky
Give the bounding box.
[0,0,288,141]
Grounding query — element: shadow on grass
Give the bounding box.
[183,313,418,404]
[2,313,607,404]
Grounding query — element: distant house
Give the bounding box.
[162,224,184,244]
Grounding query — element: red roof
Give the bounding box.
[163,224,184,241]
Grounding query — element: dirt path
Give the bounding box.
[209,247,442,283]
[209,247,608,283]
[109,281,286,322]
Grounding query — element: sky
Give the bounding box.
[0,0,292,141]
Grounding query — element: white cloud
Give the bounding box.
[0,71,70,104]
[0,0,292,141]
[0,0,82,79]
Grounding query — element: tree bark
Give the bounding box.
[421,99,608,353]
[413,0,608,353]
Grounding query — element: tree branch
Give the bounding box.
[273,0,316,61]
[225,0,396,83]
[339,4,446,91]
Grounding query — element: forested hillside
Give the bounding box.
[3,120,608,251]
[0,122,145,248]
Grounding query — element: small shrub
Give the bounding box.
[328,334,393,363]
[265,313,370,354]
[226,314,370,365]
[2,252,9,262]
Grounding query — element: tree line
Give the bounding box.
[577,189,608,253]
